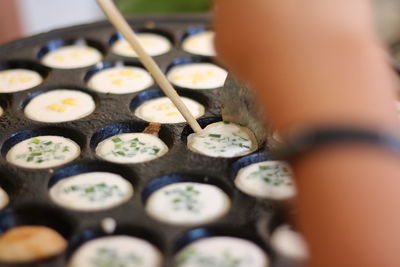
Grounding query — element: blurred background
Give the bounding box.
[0,0,399,45]
[0,0,210,44]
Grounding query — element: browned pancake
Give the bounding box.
[0,226,67,263]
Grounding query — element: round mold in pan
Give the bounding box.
[84,60,154,95]
[173,225,273,266]
[90,120,174,157]
[165,57,228,90]
[19,86,99,123]
[180,26,216,57]
[37,38,106,69]
[142,173,233,203]
[141,173,233,226]
[0,203,76,267]
[230,152,297,204]
[130,88,209,123]
[0,60,51,94]
[1,126,86,170]
[47,161,137,213]
[109,28,175,58]
[67,224,166,258]
[181,117,266,156]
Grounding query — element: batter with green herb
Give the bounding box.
[235,161,296,200]
[145,182,230,225]
[6,135,80,169]
[187,121,258,158]
[49,172,133,212]
[96,133,168,164]
[176,236,269,267]
[69,235,162,267]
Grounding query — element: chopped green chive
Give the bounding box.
[112,137,122,143]
[17,139,72,164]
[31,138,40,144]
[165,185,201,213]
[63,183,124,202]
[85,187,95,193]
[208,134,221,138]
[107,136,165,159]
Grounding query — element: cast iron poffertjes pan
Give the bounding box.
[0,14,299,267]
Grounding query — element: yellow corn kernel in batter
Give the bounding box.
[19,77,33,83]
[166,111,179,117]
[191,73,207,84]
[172,75,183,80]
[112,79,123,85]
[62,98,78,106]
[47,104,66,112]
[119,69,134,76]
[7,77,18,85]
[206,70,215,76]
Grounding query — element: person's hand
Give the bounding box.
[213,0,376,81]
[212,0,397,133]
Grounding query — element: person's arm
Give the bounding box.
[214,1,400,266]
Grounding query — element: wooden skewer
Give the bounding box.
[97,0,202,133]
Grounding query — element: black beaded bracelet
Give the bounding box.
[273,127,400,161]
